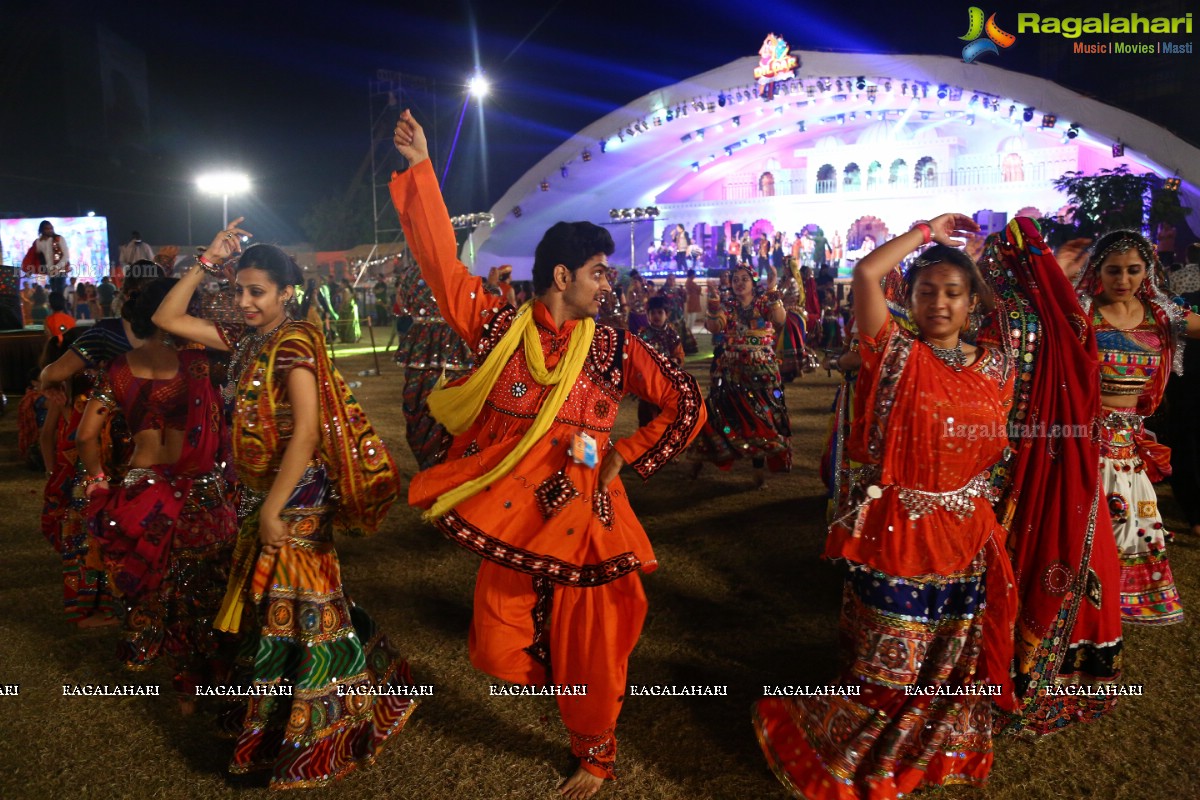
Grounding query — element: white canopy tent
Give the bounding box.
[465,51,1198,276]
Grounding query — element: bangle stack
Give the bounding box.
[196,255,222,276]
[83,472,107,488]
[911,222,933,245]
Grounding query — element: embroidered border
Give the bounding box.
[435,510,641,587]
[523,577,555,681]
[582,325,625,398]
[475,305,518,361]
[624,334,705,480]
[569,728,617,781]
[866,326,915,460]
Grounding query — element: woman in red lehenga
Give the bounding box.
[78,278,237,709]
[1075,229,1200,624]
[754,214,1018,798]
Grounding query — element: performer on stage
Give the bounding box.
[78,279,236,711]
[692,263,791,487]
[672,224,690,272]
[1076,229,1200,624]
[153,230,416,790]
[755,215,1018,798]
[390,110,704,799]
[22,220,71,293]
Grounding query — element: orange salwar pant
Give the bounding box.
[469,559,648,779]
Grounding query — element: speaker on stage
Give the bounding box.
[0,266,24,330]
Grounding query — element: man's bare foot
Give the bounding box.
[752,469,767,490]
[1190,524,1200,537]
[558,765,604,799]
[76,614,118,629]
[177,696,197,716]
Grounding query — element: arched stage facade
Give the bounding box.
[467,51,1200,278]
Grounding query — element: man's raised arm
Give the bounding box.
[388,110,500,347]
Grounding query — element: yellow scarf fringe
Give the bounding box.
[424,300,594,520]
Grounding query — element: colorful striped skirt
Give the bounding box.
[754,554,994,799]
[220,465,418,789]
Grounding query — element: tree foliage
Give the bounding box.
[1041,166,1189,246]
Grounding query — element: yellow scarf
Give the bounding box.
[424,300,594,520]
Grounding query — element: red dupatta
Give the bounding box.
[978,218,1122,735]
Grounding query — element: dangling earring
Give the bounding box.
[961,306,980,337]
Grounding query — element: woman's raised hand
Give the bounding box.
[204,217,253,263]
[928,214,980,248]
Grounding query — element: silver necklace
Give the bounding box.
[223,319,289,405]
[926,339,966,371]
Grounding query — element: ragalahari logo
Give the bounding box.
[960,7,1016,63]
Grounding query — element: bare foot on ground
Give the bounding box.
[558,765,603,799]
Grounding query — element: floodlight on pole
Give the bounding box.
[467,73,490,99]
[196,171,251,228]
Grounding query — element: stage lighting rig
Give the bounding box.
[449,212,495,230]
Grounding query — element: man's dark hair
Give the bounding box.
[48,291,66,312]
[647,295,669,312]
[131,230,141,240]
[531,221,614,294]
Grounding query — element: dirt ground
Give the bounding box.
[0,334,1197,800]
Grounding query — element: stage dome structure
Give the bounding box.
[467,50,1200,277]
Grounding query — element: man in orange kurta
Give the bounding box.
[390,111,705,798]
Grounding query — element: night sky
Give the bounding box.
[1,0,1195,255]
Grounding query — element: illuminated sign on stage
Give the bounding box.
[754,34,798,86]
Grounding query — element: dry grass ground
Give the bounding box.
[0,335,1197,800]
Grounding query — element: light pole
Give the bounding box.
[442,72,489,184]
[196,171,251,228]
